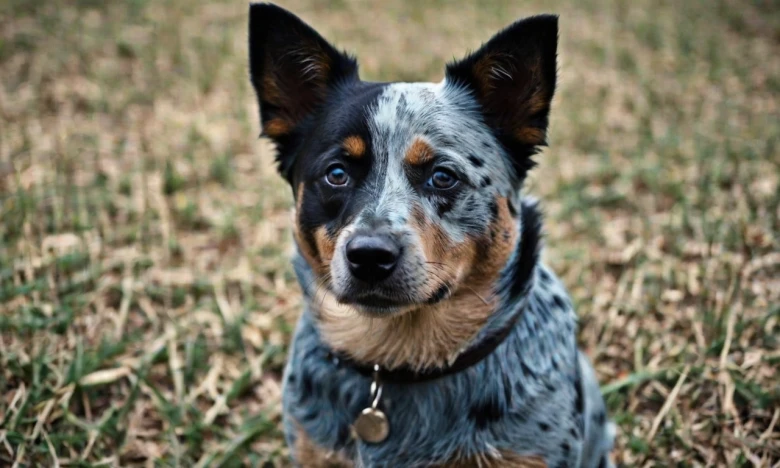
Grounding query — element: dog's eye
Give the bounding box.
[325,164,349,186]
[427,169,458,190]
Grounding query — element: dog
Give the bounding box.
[248,3,615,467]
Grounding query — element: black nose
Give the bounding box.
[345,234,400,283]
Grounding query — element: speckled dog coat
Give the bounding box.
[282,201,616,467]
[247,3,616,466]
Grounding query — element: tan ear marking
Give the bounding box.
[514,127,546,146]
[466,53,552,147]
[264,118,293,137]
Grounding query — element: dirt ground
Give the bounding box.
[1,0,778,466]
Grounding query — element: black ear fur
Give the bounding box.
[446,15,558,175]
[248,3,358,179]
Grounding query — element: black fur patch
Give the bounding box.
[574,370,584,415]
[336,423,350,447]
[520,360,537,379]
[561,441,571,456]
[427,284,451,304]
[285,81,388,247]
[513,381,527,399]
[299,372,314,401]
[502,199,543,300]
[435,197,456,217]
[508,198,519,217]
[488,199,499,220]
[469,394,504,430]
[502,373,514,409]
[593,409,606,426]
[539,268,552,284]
[468,154,485,167]
[552,294,567,310]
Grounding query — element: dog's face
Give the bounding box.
[249,4,557,317]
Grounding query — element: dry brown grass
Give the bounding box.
[1,0,778,466]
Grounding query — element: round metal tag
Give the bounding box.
[352,407,389,443]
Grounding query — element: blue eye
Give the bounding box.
[325,165,349,186]
[427,169,458,190]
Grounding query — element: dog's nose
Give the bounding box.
[345,234,400,283]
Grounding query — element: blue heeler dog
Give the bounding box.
[248,3,616,467]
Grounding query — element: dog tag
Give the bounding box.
[353,407,389,443]
[353,365,389,443]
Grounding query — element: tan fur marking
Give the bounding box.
[525,85,550,115]
[310,42,333,76]
[316,197,519,370]
[404,137,435,166]
[515,127,546,146]
[314,226,336,266]
[262,73,284,106]
[263,118,292,138]
[292,183,323,274]
[293,425,353,467]
[342,135,366,159]
[472,52,503,94]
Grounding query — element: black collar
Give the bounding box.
[334,305,524,384]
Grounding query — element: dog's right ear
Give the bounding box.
[249,3,358,179]
[445,15,558,177]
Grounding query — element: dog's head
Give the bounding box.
[249,4,556,318]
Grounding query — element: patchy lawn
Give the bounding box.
[0,0,777,466]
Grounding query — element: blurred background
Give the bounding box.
[0,0,778,466]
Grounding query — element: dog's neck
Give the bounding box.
[294,200,543,372]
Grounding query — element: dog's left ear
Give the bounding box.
[248,3,358,179]
[446,15,558,169]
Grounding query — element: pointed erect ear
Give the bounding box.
[248,3,358,173]
[446,15,558,166]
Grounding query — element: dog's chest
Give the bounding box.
[281,294,585,467]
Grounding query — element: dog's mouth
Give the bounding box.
[336,292,412,316]
[334,283,453,316]
[353,295,401,308]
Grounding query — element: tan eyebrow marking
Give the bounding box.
[404,137,435,166]
[342,135,366,159]
[263,118,292,137]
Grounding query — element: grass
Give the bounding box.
[0,0,778,466]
